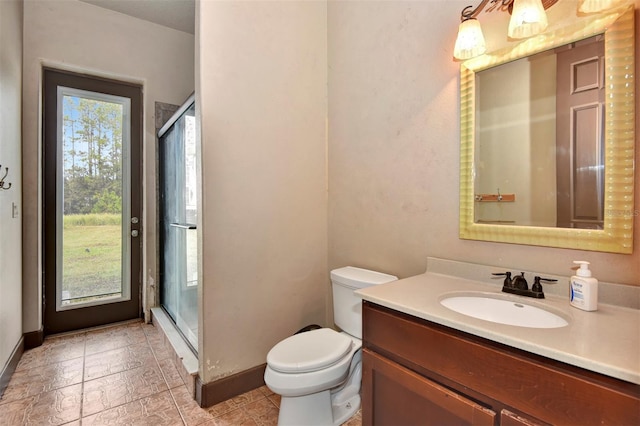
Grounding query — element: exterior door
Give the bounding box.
[42,69,142,334]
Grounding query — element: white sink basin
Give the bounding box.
[440,294,569,329]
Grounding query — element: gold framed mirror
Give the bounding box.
[459,4,635,253]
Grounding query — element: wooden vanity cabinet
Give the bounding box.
[362,301,640,426]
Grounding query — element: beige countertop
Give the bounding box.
[356,270,640,385]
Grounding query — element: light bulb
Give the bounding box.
[508,0,548,39]
[453,18,487,61]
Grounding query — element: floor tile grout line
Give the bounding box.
[145,325,189,425]
[83,325,150,358]
[144,322,177,388]
[80,373,171,419]
[77,323,170,422]
[208,391,276,421]
[167,385,189,426]
[0,356,86,405]
[242,393,279,425]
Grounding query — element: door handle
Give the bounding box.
[131,230,139,237]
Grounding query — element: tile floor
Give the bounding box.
[0,321,363,426]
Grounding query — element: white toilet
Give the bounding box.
[264,266,397,426]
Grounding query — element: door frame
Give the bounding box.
[157,97,199,352]
[42,68,143,335]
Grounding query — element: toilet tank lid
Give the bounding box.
[330,266,397,289]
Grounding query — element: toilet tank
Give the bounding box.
[331,267,397,339]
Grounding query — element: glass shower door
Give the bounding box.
[159,100,198,352]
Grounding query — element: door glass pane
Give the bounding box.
[57,87,131,310]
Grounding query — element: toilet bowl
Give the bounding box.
[264,267,397,426]
[265,328,363,425]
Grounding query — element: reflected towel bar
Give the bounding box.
[475,193,515,202]
[170,223,197,230]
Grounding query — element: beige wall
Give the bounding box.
[475,54,557,227]
[328,0,639,286]
[22,0,194,333]
[14,0,638,389]
[0,0,23,373]
[476,58,534,225]
[196,0,329,383]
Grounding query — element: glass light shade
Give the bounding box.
[508,0,548,39]
[578,0,626,14]
[453,19,487,61]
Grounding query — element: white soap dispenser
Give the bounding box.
[570,261,598,311]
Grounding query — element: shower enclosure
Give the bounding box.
[158,95,198,352]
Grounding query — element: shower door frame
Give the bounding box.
[157,94,198,353]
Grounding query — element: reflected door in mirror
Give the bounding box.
[556,36,604,229]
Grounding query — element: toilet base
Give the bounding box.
[277,390,361,426]
[276,354,362,426]
[331,392,361,425]
[278,390,333,426]
[330,354,362,425]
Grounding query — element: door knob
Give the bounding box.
[131,230,139,237]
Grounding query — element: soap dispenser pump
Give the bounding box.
[570,261,598,311]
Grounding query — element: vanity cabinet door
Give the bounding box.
[362,301,640,425]
[362,348,496,426]
[501,409,547,426]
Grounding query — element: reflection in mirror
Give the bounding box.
[474,35,605,229]
[459,5,635,253]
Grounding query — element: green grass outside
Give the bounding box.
[62,214,122,301]
[64,213,121,227]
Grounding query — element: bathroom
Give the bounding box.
[0,0,638,423]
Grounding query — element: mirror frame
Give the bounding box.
[459,5,635,254]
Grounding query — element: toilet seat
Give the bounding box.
[264,334,362,398]
[267,328,352,373]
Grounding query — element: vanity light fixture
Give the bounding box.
[453,0,629,60]
[578,0,627,13]
[453,0,556,61]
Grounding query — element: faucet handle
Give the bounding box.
[532,276,557,293]
[492,271,513,287]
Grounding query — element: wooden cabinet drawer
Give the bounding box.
[363,301,640,425]
[362,348,496,426]
[501,409,547,426]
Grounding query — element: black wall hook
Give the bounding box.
[0,164,12,190]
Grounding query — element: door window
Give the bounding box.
[57,88,132,310]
